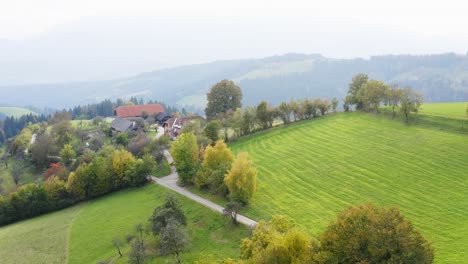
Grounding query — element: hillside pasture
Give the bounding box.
[0,106,37,118]
[0,204,82,264]
[230,112,468,263]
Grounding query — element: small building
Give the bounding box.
[114,104,165,118]
[110,117,138,135]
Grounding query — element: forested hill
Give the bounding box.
[1,53,468,111]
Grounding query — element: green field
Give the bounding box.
[0,106,37,117]
[0,184,246,264]
[420,102,468,119]
[230,112,468,263]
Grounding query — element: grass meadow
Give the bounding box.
[420,102,468,119]
[230,112,468,263]
[0,184,246,264]
[0,204,82,264]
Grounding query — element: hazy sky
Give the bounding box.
[1,0,468,83]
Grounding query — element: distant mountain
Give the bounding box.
[1,53,468,112]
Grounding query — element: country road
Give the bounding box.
[150,150,258,227]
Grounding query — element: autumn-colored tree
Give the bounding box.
[112,149,136,181]
[196,140,234,194]
[312,204,434,264]
[171,132,199,185]
[44,176,68,201]
[241,215,311,263]
[44,163,63,180]
[225,152,257,205]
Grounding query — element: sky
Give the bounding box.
[0,0,468,83]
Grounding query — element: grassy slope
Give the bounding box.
[0,205,82,264]
[68,184,246,264]
[420,102,468,119]
[0,184,245,264]
[230,112,468,263]
[0,106,37,117]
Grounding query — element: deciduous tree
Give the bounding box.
[346,73,369,110]
[149,195,187,236]
[312,204,434,264]
[159,218,191,264]
[225,152,257,205]
[204,120,221,143]
[170,132,199,185]
[196,140,234,194]
[331,97,339,112]
[205,80,243,121]
[241,215,311,263]
[400,87,423,122]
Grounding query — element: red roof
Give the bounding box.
[115,104,165,118]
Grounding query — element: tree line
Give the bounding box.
[204,79,335,142]
[344,73,424,122]
[0,144,156,226]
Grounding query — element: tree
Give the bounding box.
[115,132,129,147]
[30,134,57,169]
[386,86,403,118]
[301,99,317,119]
[205,80,243,121]
[159,218,191,264]
[312,204,434,264]
[112,238,124,257]
[149,194,187,236]
[52,120,74,147]
[346,73,369,110]
[241,106,257,135]
[357,80,388,112]
[170,133,199,185]
[60,144,76,166]
[225,152,257,205]
[331,97,339,112]
[277,102,292,124]
[400,87,423,122]
[204,120,221,143]
[316,99,331,116]
[223,201,241,226]
[128,239,146,264]
[256,101,273,130]
[240,215,311,263]
[11,162,23,186]
[196,140,234,194]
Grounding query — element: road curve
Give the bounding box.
[150,150,258,227]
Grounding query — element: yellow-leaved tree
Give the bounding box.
[224,152,257,205]
[196,140,234,194]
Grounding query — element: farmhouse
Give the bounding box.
[114,104,165,118]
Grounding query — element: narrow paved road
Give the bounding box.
[150,150,258,227]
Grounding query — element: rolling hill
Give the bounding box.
[1,53,468,111]
[230,111,468,263]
